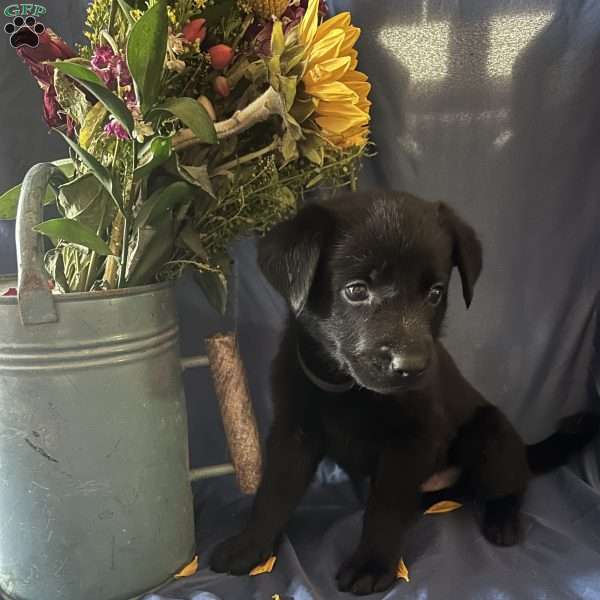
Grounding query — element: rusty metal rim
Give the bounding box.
[0,277,174,305]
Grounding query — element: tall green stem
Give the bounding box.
[118,139,137,288]
[108,0,118,35]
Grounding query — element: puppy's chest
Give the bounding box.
[316,395,439,476]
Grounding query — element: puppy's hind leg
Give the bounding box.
[451,405,529,546]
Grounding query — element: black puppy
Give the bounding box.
[210,191,599,595]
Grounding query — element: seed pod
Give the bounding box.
[249,0,289,19]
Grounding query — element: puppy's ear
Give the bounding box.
[258,204,332,315]
[438,203,482,308]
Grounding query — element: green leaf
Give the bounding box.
[180,164,216,198]
[0,159,74,220]
[116,0,135,27]
[246,60,268,84]
[134,136,172,181]
[278,75,298,111]
[180,224,208,260]
[193,269,228,316]
[271,20,285,57]
[57,173,115,229]
[54,69,90,127]
[127,0,168,115]
[44,248,70,293]
[54,129,124,213]
[34,218,112,255]
[133,181,196,229]
[153,98,217,144]
[299,131,325,165]
[199,0,236,26]
[127,218,175,286]
[276,186,296,209]
[53,62,134,134]
[280,130,299,164]
[290,94,317,124]
[79,102,109,149]
[281,45,306,75]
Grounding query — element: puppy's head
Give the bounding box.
[258,192,482,394]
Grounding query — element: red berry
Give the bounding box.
[208,44,234,70]
[213,75,231,98]
[182,18,207,44]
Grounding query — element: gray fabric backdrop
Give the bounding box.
[1,1,600,598]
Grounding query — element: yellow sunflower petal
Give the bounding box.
[305,56,351,87]
[347,48,359,70]
[316,114,364,135]
[313,12,351,44]
[341,69,369,83]
[306,28,346,70]
[343,80,372,100]
[305,81,358,103]
[299,0,320,46]
[317,100,369,123]
[340,25,361,57]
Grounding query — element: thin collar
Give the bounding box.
[296,346,355,393]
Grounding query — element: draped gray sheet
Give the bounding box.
[1,1,599,598]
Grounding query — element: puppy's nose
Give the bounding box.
[383,348,428,379]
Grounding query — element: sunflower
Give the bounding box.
[298,0,371,148]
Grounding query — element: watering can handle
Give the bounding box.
[16,163,61,326]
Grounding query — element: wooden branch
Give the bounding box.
[172,87,285,152]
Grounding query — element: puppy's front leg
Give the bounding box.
[337,443,436,596]
[210,423,323,575]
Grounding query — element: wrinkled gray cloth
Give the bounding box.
[151,1,600,598]
[1,1,600,599]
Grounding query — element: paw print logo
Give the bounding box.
[4,16,45,48]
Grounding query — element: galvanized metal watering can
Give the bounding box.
[0,164,197,600]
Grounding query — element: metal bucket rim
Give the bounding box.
[0,277,174,306]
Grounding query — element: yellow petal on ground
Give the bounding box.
[299,0,320,46]
[250,555,277,576]
[424,500,463,515]
[313,12,351,44]
[396,558,410,582]
[306,29,346,70]
[174,556,199,578]
[306,81,358,103]
[305,56,352,87]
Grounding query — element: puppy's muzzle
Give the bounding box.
[375,342,431,384]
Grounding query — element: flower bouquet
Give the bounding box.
[0,0,371,312]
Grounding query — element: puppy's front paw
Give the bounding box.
[210,531,274,575]
[336,549,398,596]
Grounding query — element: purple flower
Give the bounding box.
[91,46,133,89]
[111,54,132,86]
[104,118,130,140]
[91,45,115,85]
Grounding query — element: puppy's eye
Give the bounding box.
[344,282,369,303]
[427,284,445,306]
